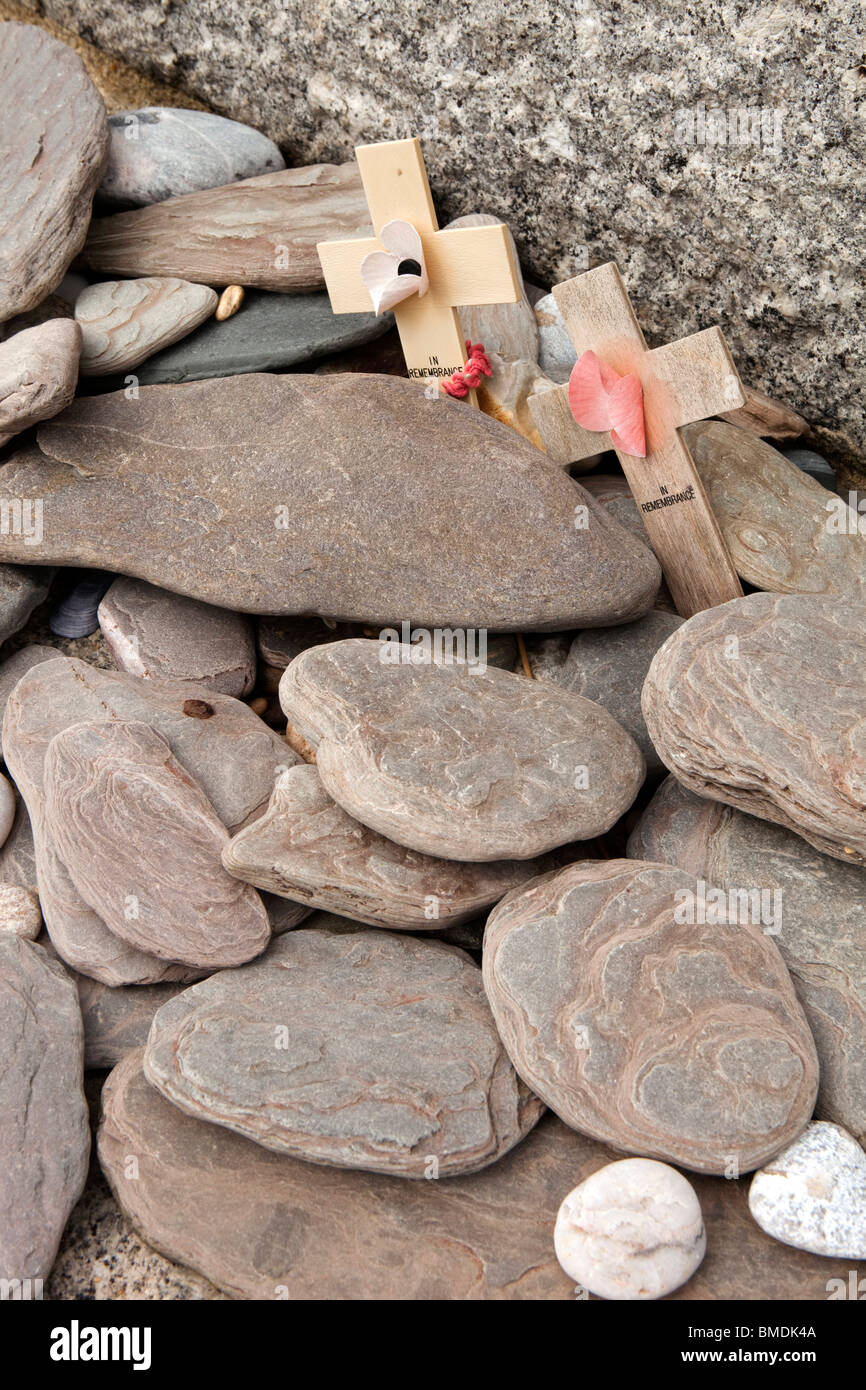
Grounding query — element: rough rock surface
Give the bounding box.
[82,165,370,291]
[0,374,660,628]
[642,592,866,866]
[280,639,645,860]
[0,319,82,445]
[0,880,40,938]
[0,21,108,322]
[0,644,61,759]
[75,973,191,1070]
[144,926,543,1177]
[98,577,256,696]
[0,791,37,891]
[44,720,270,967]
[482,859,819,1174]
[2,656,295,983]
[99,107,285,208]
[684,420,866,599]
[76,277,218,374]
[0,566,53,647]
[98,1051,864,1300]
[749,1123,866,1259]
[580,475,675,610]
[0,936,89,1280]
[627,776,866,1142]
[131,290,392,384]
[535,611,683,773]
[223,763,549,930]
[554,1158,706,1299]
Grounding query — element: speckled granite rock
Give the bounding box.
[98,577,256,697]
[535,611,683,773]
[144,927,543,1177]
[131,290,392,384]
[2,656,295,983]
[642,593,866,866]
[76,277,218,374]
[82,165,369,291]
[684,420,866,598]
[75,974,193,1070]
[0,375,660,628]
[0,22,108,322]
[0,567,54,647]
[0,936,89,1281]
[483,859,819,1174]
[223,763,548,929]
[96,1050,864,1300]
[627,775,866,1143]
[280,639,645,860]
[44,720,270,968]
[0,319,82,445]
[749,1123,866,1259]
[23,5,864,463]
[99,107,285,209]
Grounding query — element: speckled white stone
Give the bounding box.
[0,881,41,939]
[749,1123,866,1259]
[554,1158,706,1300]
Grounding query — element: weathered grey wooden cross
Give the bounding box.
[317,137,522,400]
[529,263,747,617]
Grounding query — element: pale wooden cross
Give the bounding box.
[316,138,522,402]
[528,262,747,617]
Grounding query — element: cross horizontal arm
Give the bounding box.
[649,327,746,428]
[318,225,522,316]
[527,381,609,464]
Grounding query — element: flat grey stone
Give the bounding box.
[0,319,82,446]
[628,775,866,1143]
[223,762,551,930]
[483,858,819,1174]
[100,107,285,209]
[75,972,195,1071]
[280,639,645,860]
[82,165,370,292]
[535,611,683,773]
[0,936,89,1281]
[0,22,108,322]
[98,577,256,697]
[2,656,296,984]
[144,926,544,1177]
[133,290,392,384]
[0,374,661,628]
[642,592,866,866]
[44,720,271,969]
[684,420,866,600]
[76,277,218,375]
[97,1049,864,1300]
[0,567,54,648]
[749,1123,866,1260]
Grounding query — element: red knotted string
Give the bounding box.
[442,341,492,397]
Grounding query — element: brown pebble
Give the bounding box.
[248,697,268,716]
[182,699,215,720]
[285,721,316,763]
[215,286,245,321]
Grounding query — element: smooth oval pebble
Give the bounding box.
[76,277,218,374]
[0,881,41,939]
[100,108,286,209]
[0,937,89,1280]
[642,592,866,866]
[43,719,271,969]
[483,858,819,1174]
[749,1122,866,1259]
[144,926,544,1177]
[0,771,15,848]
[222,762,551,929]
[554,1158,706,1299]
[280,639,645,861]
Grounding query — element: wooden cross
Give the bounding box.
[316,138,522,400]
[528,262,747,617]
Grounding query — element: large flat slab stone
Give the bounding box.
[642,592,866,866]
[0,374,661,628]
[144,927,543,1177]
[280,639,645,860]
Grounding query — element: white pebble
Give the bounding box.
[0,881,42,939]
[554,1157,706,1300]
[749,1122,866,1259]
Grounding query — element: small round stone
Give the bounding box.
[0,772,15,848]
[554,1158,706,1300]
[215,285,244,321]
[0,881,42,939]
[748,1122,866,1259]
